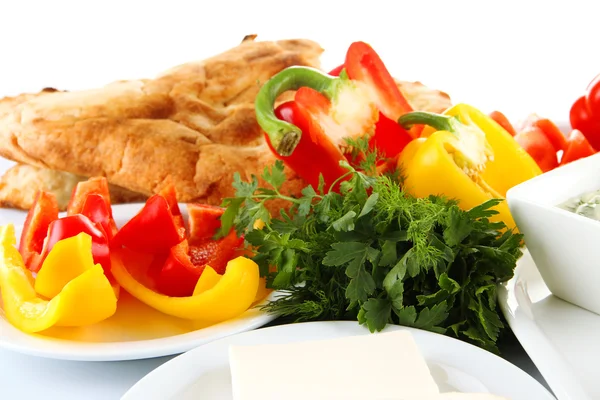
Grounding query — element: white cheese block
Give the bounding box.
[229,330,440,400]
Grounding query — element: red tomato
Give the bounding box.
[560,129,597,166]
[488,111,516,136]
[514,128,559,172]
[570,95,600,151]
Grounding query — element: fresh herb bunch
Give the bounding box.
[219,141,523,353]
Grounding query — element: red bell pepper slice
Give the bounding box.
[156,231,244,297]
[159,180,184,230]
[67,177,118,237]
[488,111,516,136]
[36,214,112,279]
[266,99,348,191]
[81,194,117,240]
[112,194,185,254]
[560,129,596,166]
[19,191,59,271]
[514,127,558,172]
[187,203,225,243]
[344,41,421,138]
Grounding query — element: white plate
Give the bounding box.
[0,203,277,361]
[498,250,597,400]
[122,321,555,400]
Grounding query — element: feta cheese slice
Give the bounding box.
[229,330,439,400]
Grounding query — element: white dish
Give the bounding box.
[507,152,600,316]
[0,203,277,361]
[498,250,597,400]
[122,321,555,400]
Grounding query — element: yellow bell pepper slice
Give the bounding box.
[0,225,117,333]
[111,252,259,322]
[35,233,95,298]
[192,266,222,295]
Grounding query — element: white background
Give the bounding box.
[0,0,599,122]
[0,0,599,398]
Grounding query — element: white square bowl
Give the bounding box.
[507,152,600,316]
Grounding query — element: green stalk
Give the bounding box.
[255,66,342,156]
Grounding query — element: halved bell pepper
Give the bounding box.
[112,193,185,254]
[19,191,58,272]
[0,225,117,333]
[398,105,542,229]
[266,99,348,190]
[255,41,414,190]
[111,252,259,322]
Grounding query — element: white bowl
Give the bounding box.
[507,152,600,316]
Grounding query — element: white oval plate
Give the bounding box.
[122,321,555,400]
[0,203,277,361]
[498,250,598,400]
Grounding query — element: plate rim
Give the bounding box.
[498,249,592,400]
[122,320,555,400]
[0,203,278,361]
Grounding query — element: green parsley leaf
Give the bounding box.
[359,298,392,332]
[261,160,286,190]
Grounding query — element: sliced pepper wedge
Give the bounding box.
[111,252,259,322]
[112,194,185,254]
[0,225,117,333]
[18,191,58,271]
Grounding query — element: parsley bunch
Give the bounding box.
[219,152,522,353]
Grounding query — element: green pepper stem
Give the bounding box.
[397,111,456,132]
[255,66,340,156]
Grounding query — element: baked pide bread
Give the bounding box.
[0,36,451,211]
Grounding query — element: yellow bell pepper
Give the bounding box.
[111,252,260,322]
[0,225,117,333]
[398,104,542,229]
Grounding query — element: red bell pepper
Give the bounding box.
[488,111,516,136]
[156,231,244,297]
[67,177,118,237]
[37,214,112,279]
[255,41,415,191]
[264,99,348,191]
[570,74,600,151]
[111,194,185,254]
[329,65,412,160]
[187,203,227,243]
[560,129,596,166]
[514,127,558,172]
[19,191,59,271]
[159,180,184,230]
[81,194,116,240]
[344,41,421,139]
